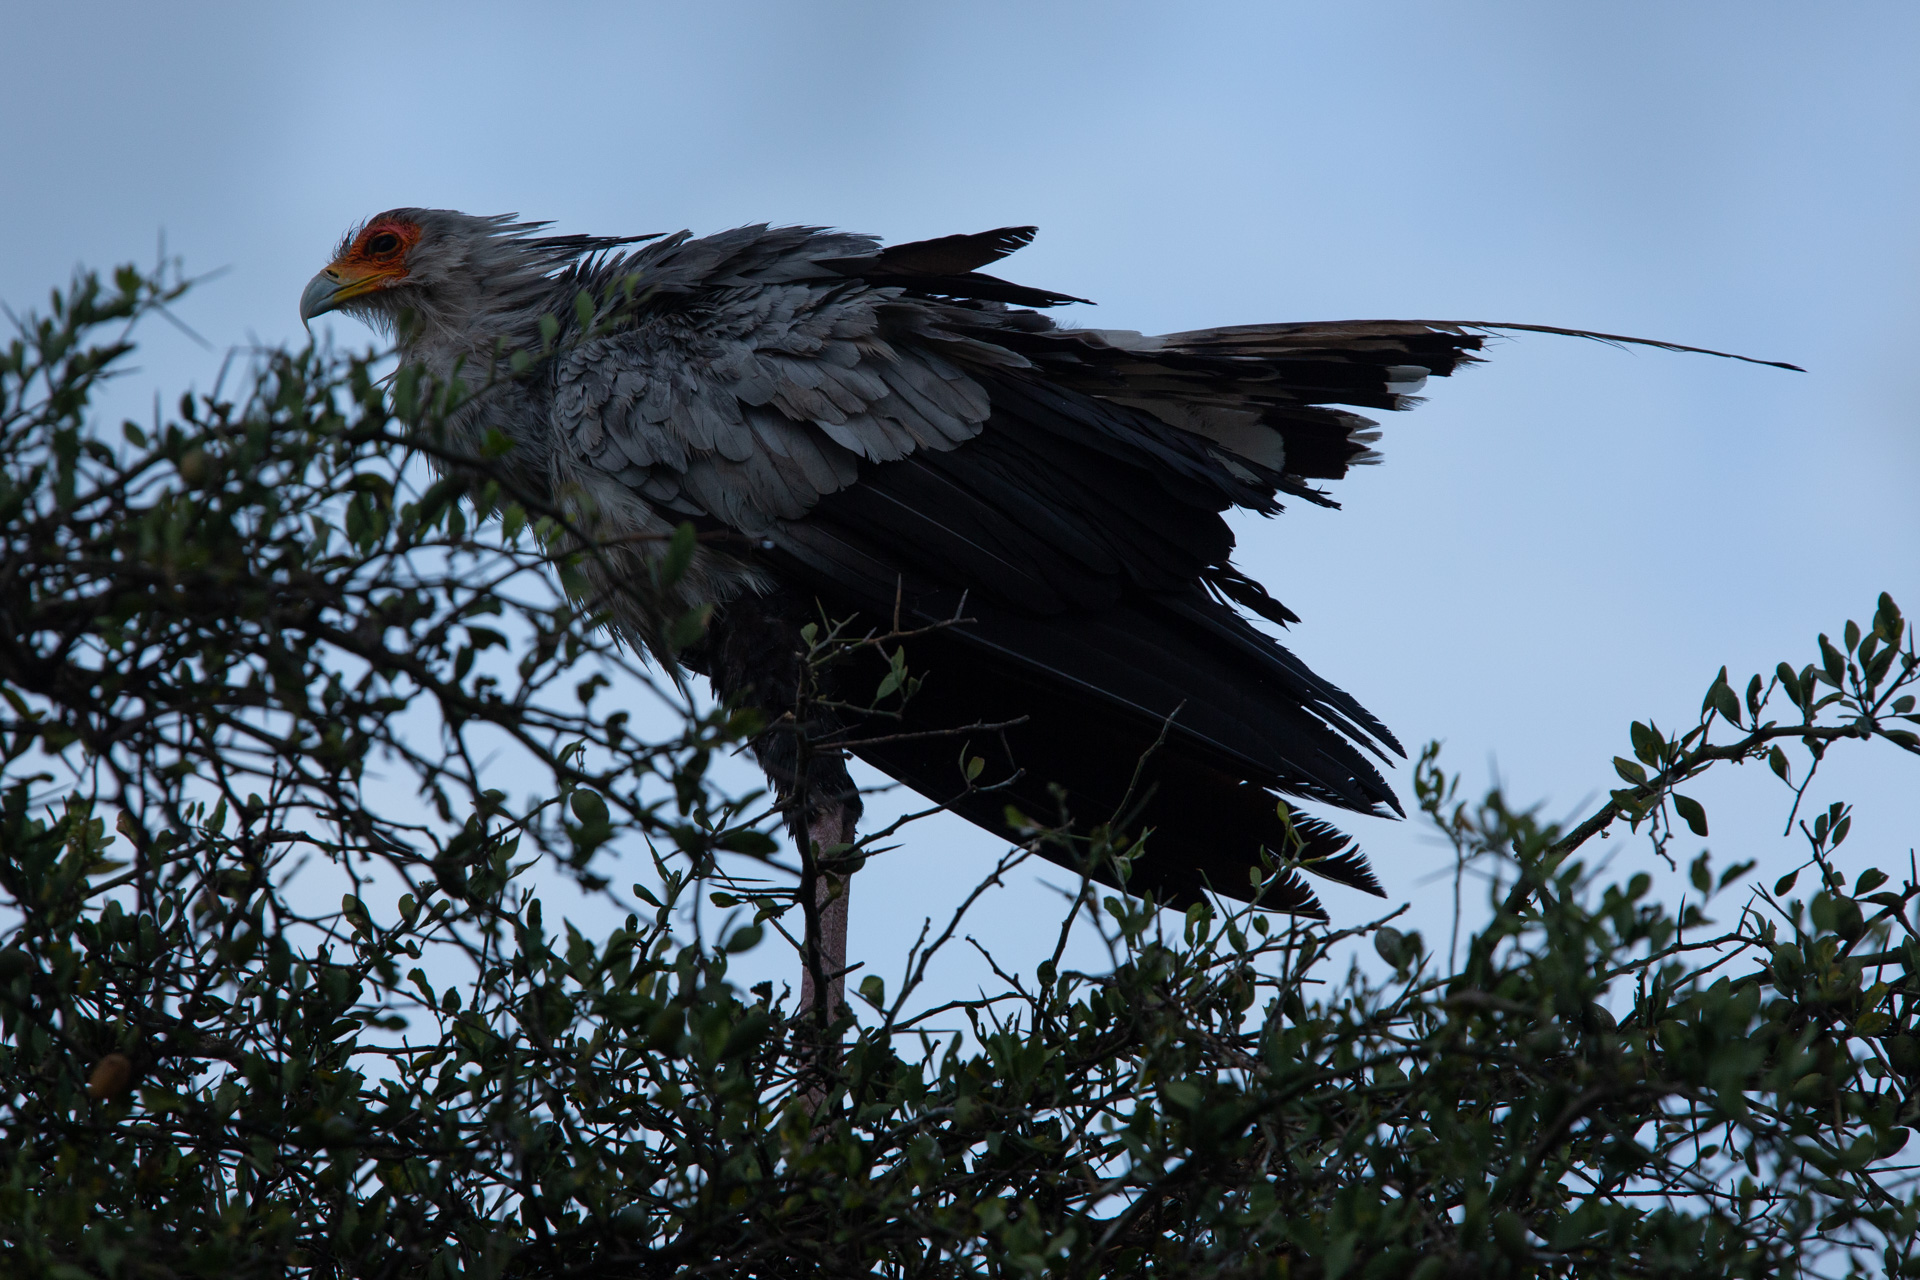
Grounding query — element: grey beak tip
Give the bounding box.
[299,272,342,323]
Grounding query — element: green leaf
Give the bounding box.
[718,1010,771,1060]
[665,605,711,651]
[1874,591,1904,643]
[1613,757,1648,786]
[1374,926,1406,968]
[858,974,885,1007]
[393,364,421,418]
[1707,668,1742,726]
[407,968,436,1006]
[659,521,697,586]
[1493,1212,1529,1258]
[1863,642,1896,690]
[570,789,609,825]
[1854,868,1888,893]
[1673,794,1708,837]
[645,1005,684,1050]
[1767,746,1791,782]
[1630,720,1663,766]
[1774,869,1800,896]
[1818,634,1846,687]
[1160,1080,1203,1110]
[725,924,763,954]
[1777,663,1805,709]
[715,828,777,857]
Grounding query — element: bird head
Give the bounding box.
[301,211,426,326]
[299,208,505,338]
[302,210,661,350]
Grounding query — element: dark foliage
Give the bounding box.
[3,267,1919,1277]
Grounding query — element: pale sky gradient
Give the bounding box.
[5,3,1916,989]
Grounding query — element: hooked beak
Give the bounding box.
[299,262,400,323]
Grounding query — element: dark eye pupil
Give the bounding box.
[368,233,400,255]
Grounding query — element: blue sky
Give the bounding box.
[5,2,1916,986]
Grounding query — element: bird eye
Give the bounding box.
[366,231,402,256]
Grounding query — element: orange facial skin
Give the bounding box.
[316,218,421,304]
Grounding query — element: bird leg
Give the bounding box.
[797,804,854,1022]
[794,801,856,1119]
[693,587,863,1082]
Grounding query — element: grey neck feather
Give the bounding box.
[373,211,578,386]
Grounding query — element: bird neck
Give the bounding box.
[391,293,565,502]
[394,292,548,389]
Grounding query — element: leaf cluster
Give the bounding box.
[2,267,1918,1278]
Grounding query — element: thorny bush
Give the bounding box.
[2,266,1919,1278]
